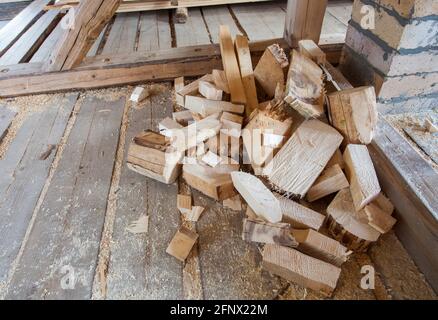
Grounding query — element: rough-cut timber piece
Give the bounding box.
[285,50,325,118]
[220,112,243,138]
[174,76,185,107]
[201,150,222,167]
[254,44,288,98]
[373,193,394,216]
[172,116,221,152]
[327,189,380,252]
[307,164,349,202]
[219,25,246,104]
[275,194,325,230]
[223,195,242,211]
[231,172,282,223]
[172,110,193,126]
[292,229,349,267]
[183,160,239,201]
[344,144,381,211]
[328,86,377,145]
[242,219,298,247]
[159,117,183,138]
[212,69,230,94]
[177,73,213,97]
[235,35,259,116]
[0,0,52,57]
[199,80,223,101]
[184,96,244,117]
[327,149,344,169]
[265,119,343,198]
[262,244,341,296]
[166,226,199,262]
[175,7,189,24]
[45,0,122,71]
[298,39,326,66]
[284,0,328,47]
[177,194,192,215]
[185,206,205,222]
[364,203,397,234]
[130,86,150,103]
[242,109,293,170]
[206,132,240,162]
[127,130,183,184]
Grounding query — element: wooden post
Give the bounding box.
[44,0,121,71]
[283,0,328,47]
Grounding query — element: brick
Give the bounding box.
[389,50,438,76]
[378,72,438,101]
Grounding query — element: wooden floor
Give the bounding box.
[0,85,436,300]
[0,0,352,67]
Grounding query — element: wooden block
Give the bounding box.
[166,226,198,262]
[174,76,185,107]
[159,117,183,137]
[177,73,213,97]
[185,206,205,222]
[171,116,222,152]
[292,229,349,267]
[205,132,240,161]
[201,150,222,167]
[127,130,183,184]
[364,203,397,234]
[262,133,284,148]
[242,218,298,247]
[212,69,230,94]
[306,164,349,202]
[285,50,324,118]
[328,86,377,145]
[177,194,192,214]
[220,112,243,138]
[265,119,343,198]
[235,35,259,116]
[223,195,242,211]
[275,194,325,230]
[327,189,380,251]
[199,80,223,101]
[183,160,239,201]
[219,25,246,104]
[373,193,394,216]
[343,144,381,210]
[231,172,282,223]
[245,206,258,220]
[262,244,341,296]
[172,110,193,126]
[298,39,326,66]
[254,44,288,98]
[130,86,149,103]
[326,149,344,169]
[175,7,188,24]
[184,96,244,117]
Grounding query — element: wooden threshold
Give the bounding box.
[0,40,343,97]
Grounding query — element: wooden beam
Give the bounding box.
[44,0,121,71]
[284,0,328,47]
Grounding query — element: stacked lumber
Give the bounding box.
[125,31,397,296]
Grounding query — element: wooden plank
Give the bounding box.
[0,1,32,21]
[284,0,328,47]
[230,2,284,41]
[86,26,107,57]
[101,12,139,55]
[0,107,16,141]
[319,7,348,45]
[137,10,172,51]
[0,0,51,57]
[45,0,122,71]
[219,25,246,104]
[6,95,125,299]
[0,9,61,65]
[265,119,343,198]
[0,94,78,288]
[30,21,64,62]
[201,5,241,43]
[174,8,211,47]
[106,85,183,299]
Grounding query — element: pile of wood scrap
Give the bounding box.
[125,26,397,297]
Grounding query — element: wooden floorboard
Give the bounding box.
[0,94,78,288]
[106,85,182,299]
[0,1,32,21]
[196,192,283,299]
[101,12,139,55]
[0,107,16,141]
[6,95,125,299]
[201,6,242,43]
[174,8,211,47]
[137,10,172,51]
[30,22,64,62]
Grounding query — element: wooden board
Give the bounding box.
[101,12,139,54]
[174,8,211,47]
[0,9,60,65]
[0,0,51,57]
[30,22,64,62]
[0,94,78,287]
[265,119,343,197]
[137,10,172,51]
[6,95,125,299]
[0,107,16,141]
[306,164,349,202]
[201,6,241,43]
